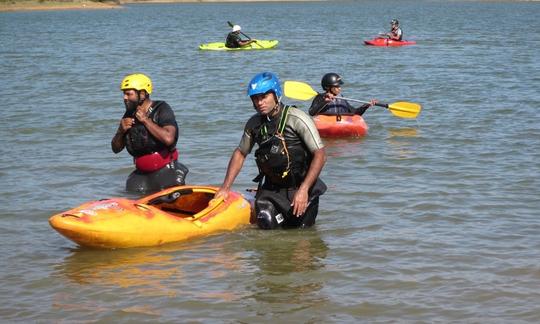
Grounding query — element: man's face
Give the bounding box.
[123,89,139,102]
[250,92,277,116]
[329,85,342,96]
[123,89,141,113]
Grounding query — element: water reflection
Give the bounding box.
[323,138,366,158]
[54,238,254,304]
[50,246,189,318]
[386,127,420,159]
[246,230,329,307]
[55,246,181,297]
[387,127,419,138]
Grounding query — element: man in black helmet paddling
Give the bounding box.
[309,73,377,116]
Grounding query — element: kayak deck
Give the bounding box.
[199,39,279,51]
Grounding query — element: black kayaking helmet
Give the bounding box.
[321,73,344,91]
[391,19,399,26]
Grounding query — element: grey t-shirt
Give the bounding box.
[238,106,324,156]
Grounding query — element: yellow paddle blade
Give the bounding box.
[387,102,422,119]
[283,81,318,101]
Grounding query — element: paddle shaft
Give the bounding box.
[337,96,390,108]
[240,31,252,40]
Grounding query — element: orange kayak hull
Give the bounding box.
[49,185,254,249]
[313,114,368,138]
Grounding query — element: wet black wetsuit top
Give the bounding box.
[225,32,243,48]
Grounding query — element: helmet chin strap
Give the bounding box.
[137,91,146,106]
[266,95,282,120]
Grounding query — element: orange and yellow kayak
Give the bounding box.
[49,185,254,249]
[313,114,368,138]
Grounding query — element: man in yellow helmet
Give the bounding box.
[111,73,188,193]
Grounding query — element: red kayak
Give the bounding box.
[364,38,416,47]
[313,114,368,138]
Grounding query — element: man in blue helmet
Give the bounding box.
[215,72,327,229]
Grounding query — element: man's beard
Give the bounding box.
[124,99,139,117]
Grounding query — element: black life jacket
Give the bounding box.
[125,101,172,157]
[225,32,241,48]
[254,106,311,188]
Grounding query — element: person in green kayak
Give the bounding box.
[225,25,256,48]
[384,19,403,41]
[111,73,188,193]
[309,73,377,116]
[215,72,327,230]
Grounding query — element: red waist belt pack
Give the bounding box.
[135,149,178,173]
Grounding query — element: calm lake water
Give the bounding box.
[1,0,540,322]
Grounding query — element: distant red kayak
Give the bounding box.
[364,38,416,47]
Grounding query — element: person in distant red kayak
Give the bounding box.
[385,19,403,41]
[111,73,188,193]
[309,73,377,116]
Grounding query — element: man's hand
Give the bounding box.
[135,107,150,124]
[291,187,309,217]
[120,117,135,133]
[324,92,336,102]
[214,187,230,202]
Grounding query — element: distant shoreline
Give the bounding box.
[0,1,120,12]
[0,0,323,13]
[1,0,537,13]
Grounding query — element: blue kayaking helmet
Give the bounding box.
[247,72,282,99]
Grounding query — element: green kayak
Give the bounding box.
[199,40,279,51]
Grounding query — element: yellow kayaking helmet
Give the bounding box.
[120,73,152,94]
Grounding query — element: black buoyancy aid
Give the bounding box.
[321,98,353,115]
[254,106,311,188]
[125,101,170,158]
